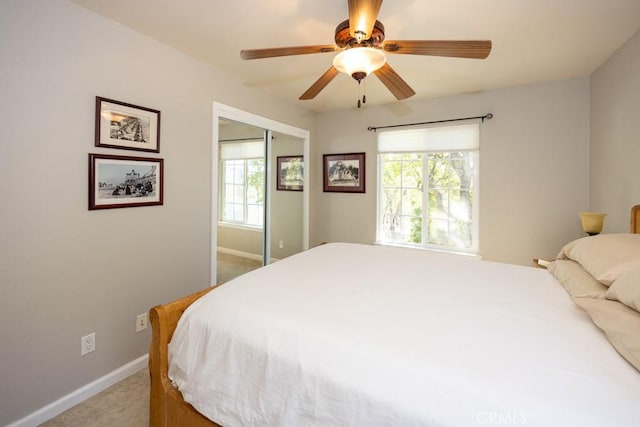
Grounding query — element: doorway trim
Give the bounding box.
[211,102,310,285]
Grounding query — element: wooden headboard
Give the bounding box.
[632,205,640,234]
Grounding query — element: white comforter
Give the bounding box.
[169,243,640,426]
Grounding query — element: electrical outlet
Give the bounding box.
[136,313,148,332]
[81,333,95,356]
[279,240,284,249]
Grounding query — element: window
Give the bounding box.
[377,124,479,253]
[220,140,265,228]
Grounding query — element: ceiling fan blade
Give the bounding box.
[299,66,340,100]
[348,0,383,40]
[241,45,337,60]
[383,40,492,59]
[373,63,415,100]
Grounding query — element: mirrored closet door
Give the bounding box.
[268,131,305,263]
[212,103,309,285]
[216,119,266,284]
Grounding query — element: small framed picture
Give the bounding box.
[323,152,365,193]
[277,155,304,191]
[95,96,160,152]
[89,153,163,210]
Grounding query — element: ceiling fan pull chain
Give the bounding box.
[362,79,367,104]
[357,80,362,108]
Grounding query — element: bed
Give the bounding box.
[149,206,640,426]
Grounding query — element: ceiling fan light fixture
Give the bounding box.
[333,47,386,81]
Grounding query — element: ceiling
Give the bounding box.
[71,0,640,113]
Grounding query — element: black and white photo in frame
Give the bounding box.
[95,96,160,152]
[89,153,163,210]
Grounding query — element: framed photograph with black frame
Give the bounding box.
[89,153,163,210]
[276,155,304,191]
[95,96,160,153]
[323,152,365,193]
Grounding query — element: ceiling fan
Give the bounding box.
[240,0,491,106]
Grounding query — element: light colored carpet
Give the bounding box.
[216,251,262,284]
[40,368,149,426]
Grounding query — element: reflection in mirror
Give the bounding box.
[211,103,310,286]
[216,119,265,284]
[269,131,304,261]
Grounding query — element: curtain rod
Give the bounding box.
[367,113,493,132]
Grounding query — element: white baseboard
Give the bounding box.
[217,246,263,261]
[217,247,280,263]
[8,354,148,427]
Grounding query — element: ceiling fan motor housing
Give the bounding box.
[334,19,386,48]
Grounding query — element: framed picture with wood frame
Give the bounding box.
[323,152,365,193]
[89,153,163,210]
[95,96,161,153]
[276,155,304,191]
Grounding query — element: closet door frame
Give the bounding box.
[211,102,310,286]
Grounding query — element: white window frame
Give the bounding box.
[220,158,265,228]
[376,123,480,255]
[219,139,265,229]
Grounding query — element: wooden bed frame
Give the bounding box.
[632,204,640,234]
[149,286,219,426]
[149,205,640,426]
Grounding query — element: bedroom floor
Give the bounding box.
[216,251,263,284]
[39,368,148,426]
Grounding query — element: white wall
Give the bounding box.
[590,29,640,231]
[312,78,591,265]
[0,0,314,425]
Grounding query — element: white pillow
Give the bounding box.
[607,267,640,312]
[557,233,640,286]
